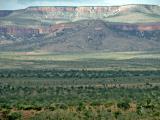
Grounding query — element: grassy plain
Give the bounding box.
[0,51,160,120]
[0,51,160,70]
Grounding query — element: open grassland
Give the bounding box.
[0,51,160,70]
[0,51,160,120]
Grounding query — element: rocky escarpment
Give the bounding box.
[0,26,40,35]
[24,5,160,21]
[26,4,160,17]
[0,23,74,35]
[0,5,160,26]
[0,20,160,52]
[0,22,160,35]
[26,6,120,16]
[0,5,160,52]
[109,23,160,31]
[0,4,159,35]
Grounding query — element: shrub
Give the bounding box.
[114,111,121,119]
[0,104,11,109]
[117,101,130,110]
[77,102,85,111]
[48,104,56,111]
[0,109,10,120]
[8,112,22,120]
[56,103,68,110]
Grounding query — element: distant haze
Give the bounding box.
[0,0,160,10]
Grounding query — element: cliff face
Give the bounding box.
[25,5,160,18]
[28,6,119,13]
[26,7,77,12]
[110,23,160,32]
[0,26,40,35]
[1,22,160,35]
[26,5,159,15]
[25,6,118,20]
[0,23,74,35]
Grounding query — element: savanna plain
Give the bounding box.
[0,51,160,120]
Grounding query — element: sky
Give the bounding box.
[0,0,160,10]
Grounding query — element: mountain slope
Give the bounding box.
[0,20,160,52]
[0,5,160,52]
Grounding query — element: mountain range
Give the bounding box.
[0,4,160,52]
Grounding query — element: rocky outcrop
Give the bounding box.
[25,5,160,18]
[0,23,74,35]
[138,24,160,31]
[0,22,160,35]
[26,7,77,12]
[26,5,159,15]
[0,26,40,35]
[25,6,120,19]
[109,23,160,31]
